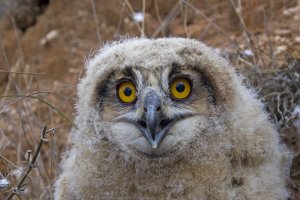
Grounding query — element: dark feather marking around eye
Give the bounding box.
[198,72,216,105]
[123,66,135,77]
[98,72,116,96]
[95,71,116,109]
[169,62,181,78]
[97,79,111,109]
[99,84,108,96]
[123,66,141,87]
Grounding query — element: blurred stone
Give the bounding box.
[0,178,10,189]
[274,29,292,36]
[0,0,49,31]
[275,45,287,55]
[39,29,59,46]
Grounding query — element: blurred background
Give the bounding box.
[0,0,299,199]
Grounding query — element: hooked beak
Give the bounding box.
[135,91,185,149]
[115,90,193,149]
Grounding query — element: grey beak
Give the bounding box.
[144,91,161,140]
[116,90,193,149]
[140,91,163,148]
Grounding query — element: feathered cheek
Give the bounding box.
[169,116,200,143]
[109,122,141,148]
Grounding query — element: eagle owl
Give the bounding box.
[54,38,290,199]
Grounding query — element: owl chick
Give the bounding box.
[54,38,291,200]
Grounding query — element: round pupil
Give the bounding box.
[124,87,132,96]
[176,82,185,93]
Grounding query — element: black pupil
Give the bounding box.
[124,87,132,96]
[176,82,185,92]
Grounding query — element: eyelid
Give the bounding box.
[116,77,133,83]
[116,78,137,88]
[169,74,192,84]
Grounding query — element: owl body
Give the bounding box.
[54,38,290,199]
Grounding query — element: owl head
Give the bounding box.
[73,38,261,163]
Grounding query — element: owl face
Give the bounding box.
[77,38,237,160]
[97,64,216,158]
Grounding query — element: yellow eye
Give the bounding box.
[117,81,137,103]
[170,77,192,100]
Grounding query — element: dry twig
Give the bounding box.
[90,0,102,44]
[4,125,55,200]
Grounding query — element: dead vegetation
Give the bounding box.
[0,0,299,199]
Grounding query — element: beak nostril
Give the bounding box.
[159,119,172,129]
[138,120,147,128]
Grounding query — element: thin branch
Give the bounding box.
[263,8,274,61]
[0,128,5,150]
[9,14,24,66]
[0,93,73,124]
[50,128,56,200]
[90,0,102,44]
[181,0,241,51]
[8,14,25,94]
[152,1,181,37]
[0,34,11,70]
[142,0,146,37]
[115,0,126,37]
[180,1,190,37]
[238,56,256,68]
[5,126,53,200]
[124,0,143,34]
[0,155,23,172]
[153,0,164,35]
[0,70,46,75]
[229,0,257,64]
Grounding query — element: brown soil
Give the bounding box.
[0,0,299,199]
